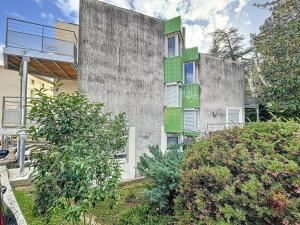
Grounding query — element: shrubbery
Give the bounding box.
[118,203,171,225]
[175,121,300,225]
[137,145,184,212]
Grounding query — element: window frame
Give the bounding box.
[184,109,198,131]
[226,107,243,127]
[165,82,182,107]
[167,134,179,147]
[183,62,196,84]
[166,34,179,58]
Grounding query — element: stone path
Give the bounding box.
[0,165,27,225]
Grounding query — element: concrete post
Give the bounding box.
[128,127,136,179]
[19,56,30,177]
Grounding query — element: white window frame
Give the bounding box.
[165,82,182,107]
[226,107,243,127]
[183,62,196,84]
[184,109,198,131]
[165,34,179,58]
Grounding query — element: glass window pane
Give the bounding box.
[168,36,176,57]
[184,63,194,84]
[167,136,178,147]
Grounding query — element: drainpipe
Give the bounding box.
[19,56,30,177]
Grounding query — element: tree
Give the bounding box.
[28,90,128,224]
[209,27,251,61]
[252,0,300,119]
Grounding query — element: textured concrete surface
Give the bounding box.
[198,54,244,133]
[79,0,165,175]
[0,165,27,225]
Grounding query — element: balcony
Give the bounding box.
[3,18,78,80]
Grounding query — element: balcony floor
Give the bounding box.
[4,47,77,80]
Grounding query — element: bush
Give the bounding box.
[137,145,184,212]
[118,203,172,225]
[28,91,128,224]
[175,121,300,225]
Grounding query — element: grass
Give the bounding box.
[14,187,72,225]
[13,178,149,225]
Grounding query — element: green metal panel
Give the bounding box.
[164,107,183,133]
[183,84,200,108]
[164,16,182,34]
[164,57,183,83]
[183,131,199,137]
[182,47,199,62]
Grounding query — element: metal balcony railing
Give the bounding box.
[1,96,34,128]
[5,18,77,59]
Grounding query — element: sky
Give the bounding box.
[0,0,271,65]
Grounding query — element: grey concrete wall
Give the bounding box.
[198,54,244,133]
[79,0,164,171]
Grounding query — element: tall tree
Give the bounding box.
[252,0,300,119]
[209,27,251,61]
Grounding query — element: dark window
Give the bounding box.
[184,63,194,84]
[31,79,34,85]
[168,36,176,57]
[167,136,179,147]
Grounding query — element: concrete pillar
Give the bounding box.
[19,56,30,177]
[160,126,167,154]
[127,127,136,179]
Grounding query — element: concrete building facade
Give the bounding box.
[1,1,244,180]
[78,0,245,178]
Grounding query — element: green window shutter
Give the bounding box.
[182,47,199,62]
[164,107,183,133]
[164,16,182,34]
[164,57,183,83]
[183,84,200,108]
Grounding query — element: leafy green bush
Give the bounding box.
[175,121,300,225]
[137,145,184,212]
[118,203,172,225]
[28,91,128,224]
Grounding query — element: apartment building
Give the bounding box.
[79,0,244,177]
[1,0,244,179]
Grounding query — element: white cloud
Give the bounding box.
[235,0,248,17]
[35,0,43,7]
[40,12,54,23]
[55,0,80,23]
[54,0,248,52]
[4,11,25,20]
[0,44,4,66]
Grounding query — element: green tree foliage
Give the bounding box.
[209,27,251,61]
[137,145,184,212]
[27,90,128,224]
[175,121,300,225]
[252,0,300,119]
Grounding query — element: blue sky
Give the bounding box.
[0,0,270,64]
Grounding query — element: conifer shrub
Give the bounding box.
[137,145,184,212]
[175,121,300,225]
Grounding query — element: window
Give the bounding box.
[165,84,182,107]
[31,79,34,85]
[184,62,195,84]
[226,107,243,127]
[184,110,197,131]
[167,136,179,147]
[167,35,179,57]
[168,36,176,57]
[42,83,45,88]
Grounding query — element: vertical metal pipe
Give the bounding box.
[19,56,30,177]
